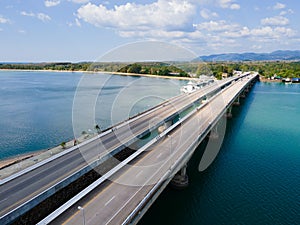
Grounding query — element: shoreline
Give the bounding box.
[0,69,194,80]
[0,133,96,179]
[259,77,282,83]
[0,150,46,170]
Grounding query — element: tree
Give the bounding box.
[61,141,66,149]
[95,124,101,134]
[127,64,142,73]
[196,63,213,76]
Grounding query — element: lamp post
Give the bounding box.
[168,135,173,155]
[78,206,86,225]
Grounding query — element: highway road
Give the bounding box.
[0,75,247,221]
[51,74,257,225]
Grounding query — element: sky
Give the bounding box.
[0,0,299,62]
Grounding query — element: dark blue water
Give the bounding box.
[0,71,184,160]
[139,81,300,225]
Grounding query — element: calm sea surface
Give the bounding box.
[1,71,299,224]
[0,70,184,160]
[139,81,300,225]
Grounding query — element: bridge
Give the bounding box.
[0,72,258,224]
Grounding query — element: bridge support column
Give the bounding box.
[233,96,240,106]
[226,106,233,118]
[170,164,189,189]
[240,92,246,99]
[209,125,219,139]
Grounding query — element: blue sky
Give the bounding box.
[0,0,299,62]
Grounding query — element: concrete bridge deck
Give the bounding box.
[42,73,258,225]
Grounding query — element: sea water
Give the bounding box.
[0,70,184,160]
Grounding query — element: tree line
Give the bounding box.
[117,62,189,77]
[1,61,300,79]
[177,61,300,79]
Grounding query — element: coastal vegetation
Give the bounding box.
[176,61,300,79]
[1,61,300,79]
[60,141,66,149]
[117,62,189,77]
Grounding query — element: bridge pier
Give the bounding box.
[233,96,240,106]
[240,91,246,99]
[225,106,233,118]
[170,164,189,189]
[209,125,219,139]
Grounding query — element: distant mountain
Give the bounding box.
[195,50,300,62]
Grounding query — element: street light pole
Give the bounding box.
[78,206,86,225]
[168,135,173,155]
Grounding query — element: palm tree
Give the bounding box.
[60,141,66,149]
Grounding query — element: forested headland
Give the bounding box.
[1,61,300,79]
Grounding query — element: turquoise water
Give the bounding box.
[139,82,300,225]
[0,71,184,160]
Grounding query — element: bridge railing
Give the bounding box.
[37,73,257,224]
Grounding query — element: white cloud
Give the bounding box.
[194,20,240,32]
[200,9,218,19]
[261,16,289,26]
[273,2,285,10]
[18,30,26,34]
[69,0,90,3]
[37,13,51,22]
[218,0,240,10]
[75,18,81,27]
[251,45,262,50]
[67,18,81,27]
[0,15,10,24]
[21,11,51,22]
[279,11,286,16]
[274,27,296,37]
[280,9,294,16]
[77,1,195,31]
[21,11,35,17]
[251,26,273,36]
[119,30,186,39]
[230,3,240,10]
[45,0,60,7]
[251,26,296,38]
[222,26,250,38]
[71,0,297,54]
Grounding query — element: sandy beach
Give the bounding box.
[99,71,195,80]
[259,76,282,83]
[0,68,194,80]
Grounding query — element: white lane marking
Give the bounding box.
[156,153,162,159]
[105,196,116,206]
[0,197,8,204]
[135,171,143,178]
